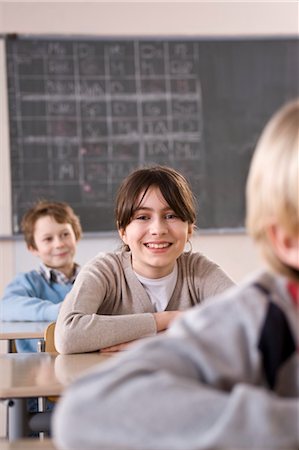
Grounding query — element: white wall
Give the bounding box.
[0,1,297,37]
[0,1,297,295]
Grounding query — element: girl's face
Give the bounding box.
[119,186,193,279]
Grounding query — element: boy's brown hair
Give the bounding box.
[21,200,82,249]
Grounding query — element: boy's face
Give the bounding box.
[29,215,77,278]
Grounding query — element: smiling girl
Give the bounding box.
[55,166,234,354]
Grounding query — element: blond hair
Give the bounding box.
[246,99,299,279]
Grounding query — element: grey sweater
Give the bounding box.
[53,270,299,450]
[55,250,234,353]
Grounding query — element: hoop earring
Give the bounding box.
[122,243,130,252]
[184,239,192,254]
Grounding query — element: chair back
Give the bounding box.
[43,322,59,405]
[44,322,58,353]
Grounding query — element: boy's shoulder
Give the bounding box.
[12,269,45,286]
[1,269,49,301]
[183,270,292,328]
[205,270,289,308]
[17,268,41,277]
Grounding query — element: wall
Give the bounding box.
[0,1,297,37]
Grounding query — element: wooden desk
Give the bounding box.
[0,322,51,352]
[0,322,51,341]
[0,352,113,440]
[0,438,56,449]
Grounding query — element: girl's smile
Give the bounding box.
[119,186,193,278]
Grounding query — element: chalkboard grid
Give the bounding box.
[6,38,204,232]
[6,37,298,232]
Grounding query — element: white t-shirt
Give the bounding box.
[135,263,178,311]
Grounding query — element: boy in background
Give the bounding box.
[0,200,81,352]
[53,99,299,450]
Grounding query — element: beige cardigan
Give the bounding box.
[55,250,234,353]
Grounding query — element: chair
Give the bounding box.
[43,322,58,354]
[38,322,59,413]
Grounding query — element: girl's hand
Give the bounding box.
[100,311,183,352]
[153,310,183,332]
[100,340,137,352]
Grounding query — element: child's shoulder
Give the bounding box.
[79,251,128,279]
[14,269,44,285]
[200,270,291,320]
[178,250,222,271]
[174,271,271,333]
[84,250,128,268]
[2,270,47,297]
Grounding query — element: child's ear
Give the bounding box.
[28,245,39,257]
[267,224,299,269]
[118,228,127,244]
[187,223,194,239]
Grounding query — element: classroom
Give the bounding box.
[0,1,298,447]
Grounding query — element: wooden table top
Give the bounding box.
[0,438,57,449]
[0,321,51,340]
[0,351,113,398]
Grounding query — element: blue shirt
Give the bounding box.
[0,265,79,352]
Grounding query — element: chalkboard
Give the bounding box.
[5,36,299,233]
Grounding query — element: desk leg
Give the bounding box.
[7,339,16,353]
[38,397,47,439]
[37,339,46,416]
[7,398,28,440]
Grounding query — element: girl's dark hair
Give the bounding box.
[21,200,82,249]
[115,165,197,230]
